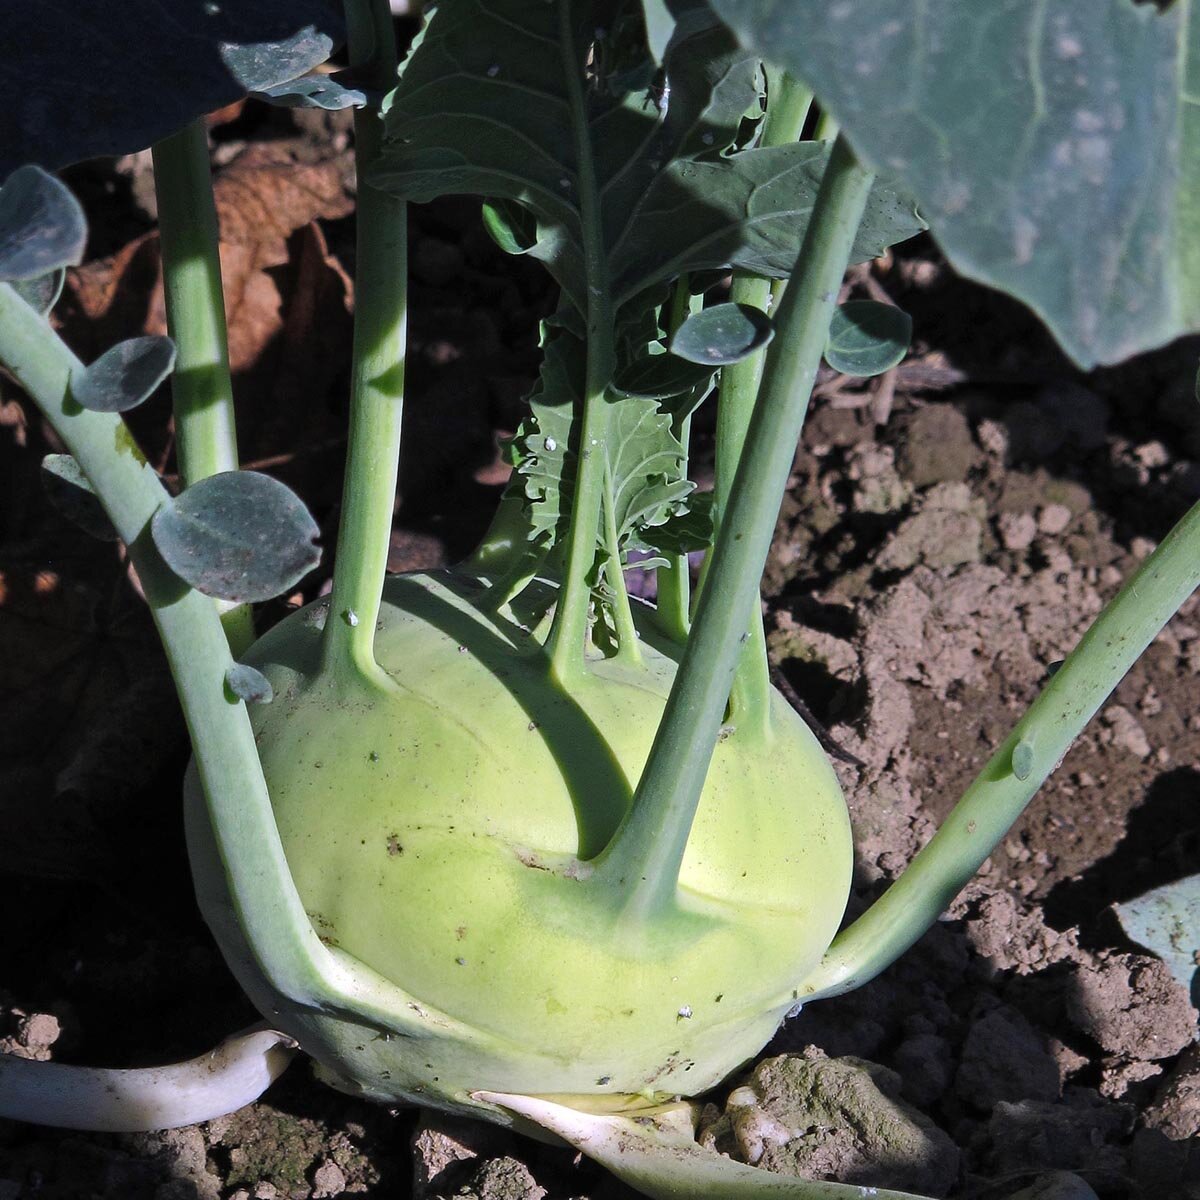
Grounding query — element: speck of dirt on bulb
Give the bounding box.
[369,751,380,763]
[677,1005,693,1020]
[344,609,359,627]
[544,436,557,451]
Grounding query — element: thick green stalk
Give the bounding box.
[547,0,620,682]
[0,283,422,1035]
[711,71,815,739]
[602,459,642,665]
[798,497,1200,1001]
[152,120,254,655]
[592,136,874,921]
[321,0,407,682]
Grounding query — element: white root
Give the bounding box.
[0,1025,297,1132]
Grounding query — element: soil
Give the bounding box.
[3,62,1200,1200]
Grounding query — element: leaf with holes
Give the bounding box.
[709,0,1200,368]
[151,471,321,603]
[824,301,911,377]
[670,302,773,366]
[71,337,177,414]
[0,166,85,282]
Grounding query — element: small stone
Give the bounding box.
[1134,440,1171,469]
[897,404,976,487]
[312,1160,346,1198]
[999,511,1038,551]
[1037,503,1073,535]
[1131,536,1157,560]
[956,1005,1062,1109]
[1100,705,1152,759]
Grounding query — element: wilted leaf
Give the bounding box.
[71,336,176,414]
[151,470,321,603]
[824,300,911,377]
[670,301,773,365]
[709,0,1200,368]
[40,455,118,542]
[0,167,86,283]
[0,1,344,175]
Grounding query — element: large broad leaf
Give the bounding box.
[374,0,924,319]
[708,0,1200,369]
[0,1,343,175]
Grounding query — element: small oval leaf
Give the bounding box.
[669,302,774,366]
[41,454,119,542]
[225,663,274,705]
[151,471,321,603]
[825,300,912,377]
[252,72,367,111]
[612,352,717,402]
[0,166,86,282]
[1011,739,1034,782]
[72,336,176,413]
[12,268,65,315]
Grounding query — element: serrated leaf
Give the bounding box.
[225,663,274,704]
[635,490,713,556]
[40,455,119,542]
[1116,877,1200,1006]
[0,2,343,175]
[151,471,321,603]
[252,71,366,111]
[670,301,773,365]
[71,336,176,414]
[824,300,911,377]
[709,0,1200,369]
[375,0,923,320]
[0,167,86,282]
[11,268,65,316]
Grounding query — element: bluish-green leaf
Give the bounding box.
[0,167,85,282]
[0,2,343,175]
[824,300,911,377]
[40,454,119,542]
[1116,877,1200,1007]
[11,269,65,316]
[709,0,1200,369]
[252,71,366,111]
[225,663,275,704]
[151,471,321,603]
[71,336,176,414]
[670,302,773,365]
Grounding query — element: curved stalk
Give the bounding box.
[547,0,620,682]
[0,283,438,1041]
[321,0,407,683]
[591,136,874,923]
[603,457,642,665]
[152,119,254,655]
[798,496,1200,1001]
[0,1027,296,1132]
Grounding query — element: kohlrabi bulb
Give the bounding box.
[185,571,852,1119]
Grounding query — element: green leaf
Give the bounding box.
[375,1,924,318]
[71,336,177,413]
[670,301,773,365]
[11,269,65,315]
[0,167,86,282]
[612,351,716,401]
[824,301,910,377]
[225,663,275,704]
[481,198,540,256]
[642,0,676,63]
[1116,877,1200,1007]
[40,454,119,542]
[151,471,321,603]
[709,0,1200,369]
[635,490,714,555]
